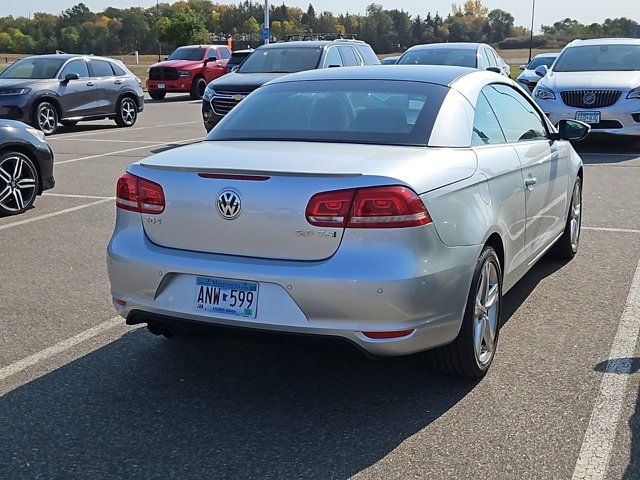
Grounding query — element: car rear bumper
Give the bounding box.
[107,211,481,356]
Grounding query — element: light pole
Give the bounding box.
[528,0,536,63]
[264,0,270,45]
[157,0,162,62]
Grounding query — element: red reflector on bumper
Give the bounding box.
[113,297,127,307]
[362,329,415,339]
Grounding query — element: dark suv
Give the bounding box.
[0,54,144,135]
[202,39,379,131]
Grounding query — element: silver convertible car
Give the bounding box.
[107,66,587,378]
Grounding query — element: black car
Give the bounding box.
[0,120,54,215]
[202,39,380,132]
[0,54,145,135]
[225,49,254,74]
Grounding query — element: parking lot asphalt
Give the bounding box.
[0,95,639,479]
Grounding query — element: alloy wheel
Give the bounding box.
[37,104,57,134]
[121,99,137,125]
[569,181,582,252]
[473,260,500,366]
[0,154,37,213]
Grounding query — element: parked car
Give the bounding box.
[533,38,640,136]
[225,49,254,74]
[0,54,144,135]
[147,45,231,100]
[201,39,380,131]
[517,53,560,92]
[0,119,54,215]
[380,55,400,65]
[397,43,509,76]
[109,65,587,378]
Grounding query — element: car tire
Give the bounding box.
[428,245,502,378]
[60,120,78,127]
[149,90,166,100]
[551,177,582,259]
[115,97,138,128]
[33,101,58,135]
[0,151,39,216]
[190,77,207,100]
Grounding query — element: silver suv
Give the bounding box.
[532,38,640,136]
[0,54,144,135]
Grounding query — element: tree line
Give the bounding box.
[0,0,637,56]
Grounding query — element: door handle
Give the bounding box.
[86,81,95,87]
[114,79,124,85]
[524,177,537,188]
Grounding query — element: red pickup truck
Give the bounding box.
[147,45,231,100]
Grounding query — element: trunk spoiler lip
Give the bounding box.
[137,164,363,178]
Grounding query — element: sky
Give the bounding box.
[0,0,637,32]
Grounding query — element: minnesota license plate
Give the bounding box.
[576,111,600,124]
[157,83,165,89]
[194,277,258,318]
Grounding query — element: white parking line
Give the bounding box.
[583,226,640,234]
[54,137,202,165]
[52,138,164,144]
[572,258,640,480]
[0,198,112,231]
[0,317,122,382]
[52,120,200,139]
[43,193,114,200]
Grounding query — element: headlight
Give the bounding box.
[178,70,190,77]
[628,87,640,99]
[25,127,46,142]
[203,85,216,102]
[534,85,556,100]
[0,88,30,96]
[135,77,142,87]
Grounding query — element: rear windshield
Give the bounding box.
[399,48,477,68]
[168,47,205,61]
[238,47,322,73]
[553,45,640,72]
[0,57,64,79]
[228,52,252,66]
[207,80,448,147]
[528,56,556,70]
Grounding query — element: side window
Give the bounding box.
[483,84,549,143]
[339,46,360,66]
[323,47,344,68]
[111,62,127,76]
[90,60,114,77]
[59,60,89,79]
[472,90,507,146]
[485,49,497,67]
[478,49,491,69]
[217,48,230,60]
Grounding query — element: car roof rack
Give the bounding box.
[283,33,360,42]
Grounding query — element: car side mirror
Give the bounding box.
[486,66,501,74]
[163,56,169,61]
[206,56,217,63]
[519,64,527,71]
[554,119,590,142]
[63,72,80,83]
[534,65,548,78]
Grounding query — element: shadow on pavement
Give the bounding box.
[573,135,640,164]
[145,94,200,104]
[0,258,569,479]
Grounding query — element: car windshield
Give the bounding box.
[553,45,640,72]
[398,48,477,68]
[528,56,557,70]
[228,52,252,66]
[168,48,205,61]
[207,80,448,147]
[0,57,64,79]
[238,48,322,73]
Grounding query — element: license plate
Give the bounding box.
[157,83,165,89]
[194,277,258,318]
[576,111,600,124]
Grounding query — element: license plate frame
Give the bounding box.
[157,83,166,89]
[194,277,258,319]
[575,111,601,124]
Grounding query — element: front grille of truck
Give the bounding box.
[149,67,180,81]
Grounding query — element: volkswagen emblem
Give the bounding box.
[217,190,242,220]
[583,92,596,105]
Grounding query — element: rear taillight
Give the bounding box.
[116,172,165,214]
[306,186,431,229]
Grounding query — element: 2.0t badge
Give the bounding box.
[217,190,242,220]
